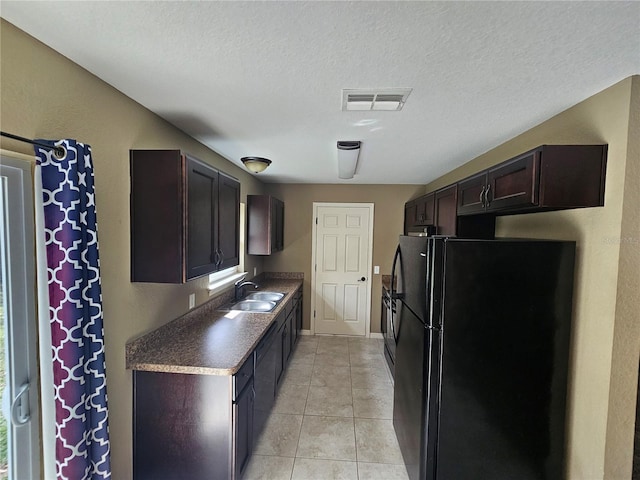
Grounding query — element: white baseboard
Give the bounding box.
[299,330,383,339]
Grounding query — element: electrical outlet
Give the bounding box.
[189,293,195,309]
[374,265,380,274]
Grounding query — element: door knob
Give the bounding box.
[359,277,366,282]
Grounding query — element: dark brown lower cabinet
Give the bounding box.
[285,310,294,362]
[233,380,255,479]
[275,311,287,387]
[293,289,303,344]
[133,292,303,479]
[133,355,255,480]
[133,371,236,480]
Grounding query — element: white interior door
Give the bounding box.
[312,203,373,336]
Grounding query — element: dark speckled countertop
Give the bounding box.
[126,275,303,376]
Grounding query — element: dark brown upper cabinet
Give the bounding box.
[457,145,607,216]
[434,185,458,236]
[247,195,284,255]
[405,192,435,234]
[217,172,241,269]
[130,150,240,283]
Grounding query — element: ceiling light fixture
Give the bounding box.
[241,156,272,173]
[337,141,361,179]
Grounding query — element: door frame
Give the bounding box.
[310,202,374,337]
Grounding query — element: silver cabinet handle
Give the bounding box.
[479,185,486,207]
[485,184,491,207]
[11,382,30,426]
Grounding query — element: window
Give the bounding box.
[0,155,41,480]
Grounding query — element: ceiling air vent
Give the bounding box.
[342,88,412,111]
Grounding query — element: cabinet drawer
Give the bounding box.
[234,354,254,400]
[285,297,295,317]
[255,323,277,363]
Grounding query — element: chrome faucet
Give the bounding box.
[234,276,259,301]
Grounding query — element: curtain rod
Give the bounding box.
[1,131,65,158]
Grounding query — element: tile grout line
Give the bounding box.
[347,338,361,472]
[290,335,316,477]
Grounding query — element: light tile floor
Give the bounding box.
[243,336,409,480]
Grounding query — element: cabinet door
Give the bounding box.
[293,295,303,345]
[285,311,294,361]
[435,185,458,236]
[296,294,303,338]
[457,172,488,216]
[486,150,539,212]
[404,201,417,234]
[130,150,184,283]
[254,329,276,442]
[273,198,284,252]
[186,156,219,280]
[282,318,291,368]
[233,380,254,480]
[416,193,435,226]
[275,313,286,387]
[218,172,240,270]
[248,195,284,255]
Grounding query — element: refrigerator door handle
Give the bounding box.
[390,244,403,300]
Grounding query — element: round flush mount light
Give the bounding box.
[241,156,272,173]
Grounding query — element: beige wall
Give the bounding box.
[0,20,266,479]
[425,76,639,479]
[604,75,640,479]
[263,184,423,333]
[3,17,638,480]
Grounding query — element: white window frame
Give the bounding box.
[0,153,41,480]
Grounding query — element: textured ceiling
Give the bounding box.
[1,1,639,184]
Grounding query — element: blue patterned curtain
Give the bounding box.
[35,139,111,480]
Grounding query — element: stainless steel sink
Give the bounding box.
[244,291,285,302]
[229,299,277,312]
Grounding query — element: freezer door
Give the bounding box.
[397,236,429,320]
[435,239,575,480]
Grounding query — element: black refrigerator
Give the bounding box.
[392,236,575,480]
